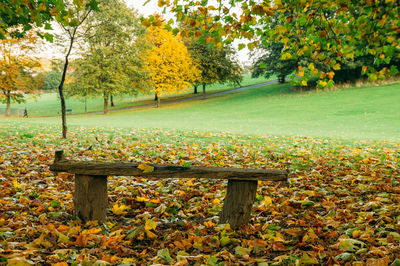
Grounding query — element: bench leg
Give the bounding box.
[74,174,108,223]
[219,179,258,228]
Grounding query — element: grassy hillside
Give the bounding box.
[0,74,273,116]
[2,82,399,140]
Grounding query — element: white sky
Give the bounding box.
[126,0,164,16]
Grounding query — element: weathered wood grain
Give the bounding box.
[74,174,108,223]
[219,180,258,228]
[50,160,288,181]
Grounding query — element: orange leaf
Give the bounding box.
[204,220,216,228]
[57,225,70,234]
[75,234,90,247]
[54,263,68,266]
[272,241,288,251]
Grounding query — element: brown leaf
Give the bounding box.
[272,242,288,251]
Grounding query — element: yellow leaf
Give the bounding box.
[262,196,272,206]
[146,230,158,239]
[327,72,335,79]
[86,228,102,234]
[138,163,154,173]
[145,219,157,231]
[282,52,292,60]
[12,179,20,189]
[298,70,304,77]
[112,203,130,215]
[212,198,221,205]
[301,80,308,86]
[136,196,147,202]
[54,263,68,266]
[318,80,327,87]
[274,232,285,242]
[352,229,362,238]
[333,63,341,70]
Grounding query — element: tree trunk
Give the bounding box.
[154,92,158,101]
[202,83,206,99]
[219,180,258,228]
[156,94,160,108]
[58,55,69,139]
[5,94,11,116]
[110,95,114,107]
[74,174,108,223]
[104,93,109,115]
[58,33,77,139]
[194,85,198,94]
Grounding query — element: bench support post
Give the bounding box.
[219,180,258,228]
[74,174,108,223]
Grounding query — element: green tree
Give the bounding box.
[187,41,242,98]
[160,0,400,88]
[44,63,62,91]
[68,0,149,115]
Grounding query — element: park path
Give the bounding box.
[71,79,279,115]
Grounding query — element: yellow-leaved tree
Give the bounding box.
[0,31,43,116]
[142,20,200,107]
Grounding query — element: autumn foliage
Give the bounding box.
[142,21,200,107]
[0,31,43,116]
[0,124,399,264]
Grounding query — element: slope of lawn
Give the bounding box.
[6,81,399,141]
[0,74,273,117]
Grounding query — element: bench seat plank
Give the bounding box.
[50,160,288,181]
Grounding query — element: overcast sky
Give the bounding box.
[126,0,163,16]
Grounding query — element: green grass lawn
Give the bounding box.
[2,82,399,141]
[0,74,273,116]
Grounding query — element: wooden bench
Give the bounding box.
[50,150,288,228]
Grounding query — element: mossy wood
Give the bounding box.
[50,150,288,227]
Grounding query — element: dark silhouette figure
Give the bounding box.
[23,108,28,118]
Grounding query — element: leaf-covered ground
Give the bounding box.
[0,124,399,265]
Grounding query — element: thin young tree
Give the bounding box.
[55,0,98,138]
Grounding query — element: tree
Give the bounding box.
[43,62,62,91]
[0,31,43,116]
[251,42,298,83]
[159,1,400,88]
[55,0,97,138]
[185,40,242,98]
[67,0,149,115]
[142,21,199,107]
